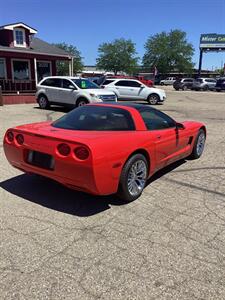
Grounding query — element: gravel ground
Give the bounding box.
[0,88,225,300]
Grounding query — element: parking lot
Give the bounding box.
[0,88,225,299]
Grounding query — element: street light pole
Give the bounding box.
[198,49,203,77]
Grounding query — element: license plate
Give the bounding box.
[27,150,54,170]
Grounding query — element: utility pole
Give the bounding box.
[198,49,203,77]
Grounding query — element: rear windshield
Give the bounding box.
[52,106,135,131]
[72,79,99,89]
[103,79,115,85]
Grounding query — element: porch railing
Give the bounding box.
[0,79,36,94]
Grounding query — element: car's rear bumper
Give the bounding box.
[3,141,118,196]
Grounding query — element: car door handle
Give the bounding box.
[157,135,161,139]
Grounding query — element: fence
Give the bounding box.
[0,79,36,94]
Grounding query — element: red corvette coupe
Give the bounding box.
[3,103,206,202]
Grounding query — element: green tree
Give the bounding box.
[52,43,83,75]
[143,30,194,74]
[96,38,139,75]
[215,68,225,76]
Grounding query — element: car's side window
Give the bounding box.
[128,81,141,87]
[115,80,129,87]
[139,108,176,130]
[41,78,54,86]
[42,78,62,87]
[103,79,114,85]
[115,80,142,87]
[62,79,76,89]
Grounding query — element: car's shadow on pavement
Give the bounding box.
[34,105,72,113]
[0,174,127,217]
[0,160,187,217]
[147,159,187,185]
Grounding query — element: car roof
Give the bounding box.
[109,78,141,82]
[40,76,86,80]
[88,102,155,111]
[195,77,216,80]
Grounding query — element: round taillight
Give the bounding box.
[74,146,89,160]
[16,134,24,145]
[57,143,71,156]
[6,131,14,142]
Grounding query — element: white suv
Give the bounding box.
[36,76,117,109]
[102,79,166,105]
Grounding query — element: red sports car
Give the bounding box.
[3,103,206,202]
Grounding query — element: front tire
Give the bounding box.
[189,129,206,159]
[117,154,148,202]
[76,98,88,107]
[148,93,160,105]
[38,95,50,109]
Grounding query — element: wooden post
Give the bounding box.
[34,58,38,86]
[69,58,72,76]
[0,86,3,106]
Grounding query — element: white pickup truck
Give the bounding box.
[160,77,176,85]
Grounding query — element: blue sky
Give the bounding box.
[1,0,225,70]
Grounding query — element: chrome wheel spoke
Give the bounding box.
[196,133,205,156]
[127,160,147,196]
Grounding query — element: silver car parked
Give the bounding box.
[192,78,217,91]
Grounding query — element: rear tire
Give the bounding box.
[203,85,209,91]
[189,129,206,159]
[148,93,160,105]
[76,98,88,107]
[117,154,148,202]
[38,95,50,109]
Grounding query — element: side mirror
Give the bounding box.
[68,84,75,89]
[140,84,145,88]
[176,122,185,130]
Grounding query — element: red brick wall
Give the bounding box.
[3,94,36,105]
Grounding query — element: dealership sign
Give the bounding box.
[200,34,225,48]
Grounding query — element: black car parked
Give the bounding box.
[173,78,194,91]
[215,78,225,92]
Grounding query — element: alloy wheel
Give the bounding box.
[127,160,147,196]
[196,132,205,156]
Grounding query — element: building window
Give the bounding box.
[12,60,30,80]
[37,61,52,82]
[14,29,26,47]
[0,58,6,79]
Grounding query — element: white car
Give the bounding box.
[36,76,117,109]
[160,77,176,85]
[102,78,166,105]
